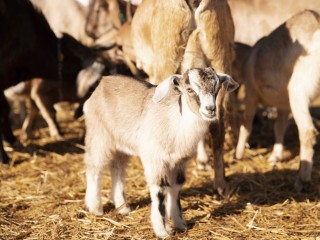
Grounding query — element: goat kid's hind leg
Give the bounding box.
[85,133,110,215]
[268,109,290,165]
[110,152,130,214]
[166,164,187,232]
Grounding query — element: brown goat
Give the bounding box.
[131,0,236,195]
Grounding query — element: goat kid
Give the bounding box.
[84,67,238,238]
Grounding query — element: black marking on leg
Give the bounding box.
[176,170,185,185]
[157,191,166,219]
[160,177,170,188]
[177,193,182,212]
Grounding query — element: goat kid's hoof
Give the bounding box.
[154,227,170,239]
[116,205,131,215]
[174,220,187,232]
[294,178,311,193]
[86,204,104,216]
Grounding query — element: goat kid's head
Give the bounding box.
[153,67,238,121]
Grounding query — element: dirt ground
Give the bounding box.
[1,103,320,240]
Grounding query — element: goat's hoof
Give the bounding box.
[213,180,230,198]
[53,134,64,141]
[267,155,282,166]
[294,178,311,193]
[197,162,212,171]
[117,205,131,215]
[233,152,244,161]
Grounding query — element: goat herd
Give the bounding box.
[1,0,320,238]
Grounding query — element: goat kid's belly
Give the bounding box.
[112,126,206,167]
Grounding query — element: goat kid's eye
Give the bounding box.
[186,88,194,94]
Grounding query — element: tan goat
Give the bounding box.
[131,0,236,194]
[235,10,320,192]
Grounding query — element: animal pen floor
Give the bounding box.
[1,103,320,240]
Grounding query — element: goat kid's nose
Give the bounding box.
[205,105,215,113]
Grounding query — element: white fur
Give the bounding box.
[84,69,235,237]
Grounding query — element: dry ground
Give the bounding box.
[1,103,320,240]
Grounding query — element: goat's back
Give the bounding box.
[229,0,320,45]
[247,10,320,108]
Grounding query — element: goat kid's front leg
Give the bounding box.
[196,137,211,170]
[110,152,131,214]
[149,184,170,238]
[144,165,171,238]
[166,166,187,232]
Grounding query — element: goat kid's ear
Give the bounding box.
[218,73,239,93]
[152,74,182,103]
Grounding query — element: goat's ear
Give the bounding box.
[218,73,239,93]
[152,74,182,103]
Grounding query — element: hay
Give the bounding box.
[1,105,320,240]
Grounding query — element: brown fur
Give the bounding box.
[131,0,236,194]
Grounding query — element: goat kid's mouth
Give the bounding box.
[200,111,216,121]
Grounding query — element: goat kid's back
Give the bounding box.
[83,75,208,160]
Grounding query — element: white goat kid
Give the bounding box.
[84,67,238,238]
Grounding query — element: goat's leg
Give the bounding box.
[22,100,38,138]
[34,96,62,139]
[289,93,317,192]
[210,91,228,196]
[31,82,62,139]
[235,96,258,159]
[196,137,210,170]
[268,109,290,164]
[110,152,130,214]
[210,120,228,196]
[166,164,187,231]
[0,122,10,164]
